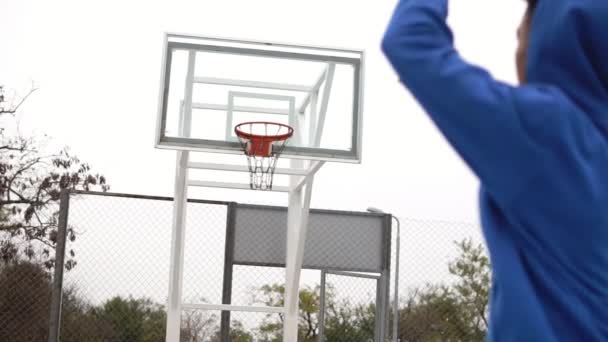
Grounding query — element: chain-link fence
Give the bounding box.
[0,261,53,342]
[394,218,488,342]
[0,190,487,341]
[0,191,67,342]
[320,271,380,342]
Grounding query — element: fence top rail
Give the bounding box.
[69,190,234,206]
[235,202,389,218]
[232,260,384,274]
[70,191,392,219]
[324,270,382,280]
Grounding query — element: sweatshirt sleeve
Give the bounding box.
[382,0,549,204]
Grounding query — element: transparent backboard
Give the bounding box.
[155,33,364,163]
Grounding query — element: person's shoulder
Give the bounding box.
[510,83,577,124]
[510,82,607,151]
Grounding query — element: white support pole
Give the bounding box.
[297,67,328,114]
[314,63,336,148]
[292,97,304,148]
[308,92,319,147]
[283,91,309,341]
[283,178,314,341]
[166,50,196,342]
[292,161,324,192]
[181,53,196,139]
[283,188,302,341]
[178,100,184,134]
[225,93,235,143]
[166,151,189,341]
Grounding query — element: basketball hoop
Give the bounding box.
[235,122,294,190]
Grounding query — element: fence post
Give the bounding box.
[220,202,237,341]
[376,274,388,342]
[318,269,327,342]
[48,190,70,342]
[376,213,392,342]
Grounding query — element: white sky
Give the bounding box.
[1,0,526,222]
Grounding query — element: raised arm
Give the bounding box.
[382,0,551,204]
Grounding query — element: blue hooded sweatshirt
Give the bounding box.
[382,0,608,341]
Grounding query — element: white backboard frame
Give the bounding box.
[155,32,365,163]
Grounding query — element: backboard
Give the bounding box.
[155,33,365,163]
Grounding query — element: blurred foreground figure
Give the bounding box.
[383,0,608,340]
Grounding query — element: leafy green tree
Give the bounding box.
[0,261,51,342]
[0,262,115,342]
[397,285,471,341]
[448,238,490,338]
[323,299,375,342]
[253,282,376,342]
[397,238,490,342]
[210,320,254,342]
[93,296,166,342]
[253,283,322,341]
[180,307,218,342]
[60,286,117,342]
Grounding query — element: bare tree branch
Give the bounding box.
[0,145,26,151]
[0,85,109,269]
[0,85,38,115]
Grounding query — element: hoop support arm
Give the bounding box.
[292,161,325,192]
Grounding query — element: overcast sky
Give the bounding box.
[2,0,526,222]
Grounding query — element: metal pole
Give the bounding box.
[166,50,196,342]
[283,185,303,341]
[375,274,388,342]
[220,202,237,341]
[313,64,335,148]
[48,190,70,342]
[166,150,189,342]
[318,270,327,342]
[383,214,392,342]
[284,116,315,341]
[367,208,401,342]
[392,216,401,342]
